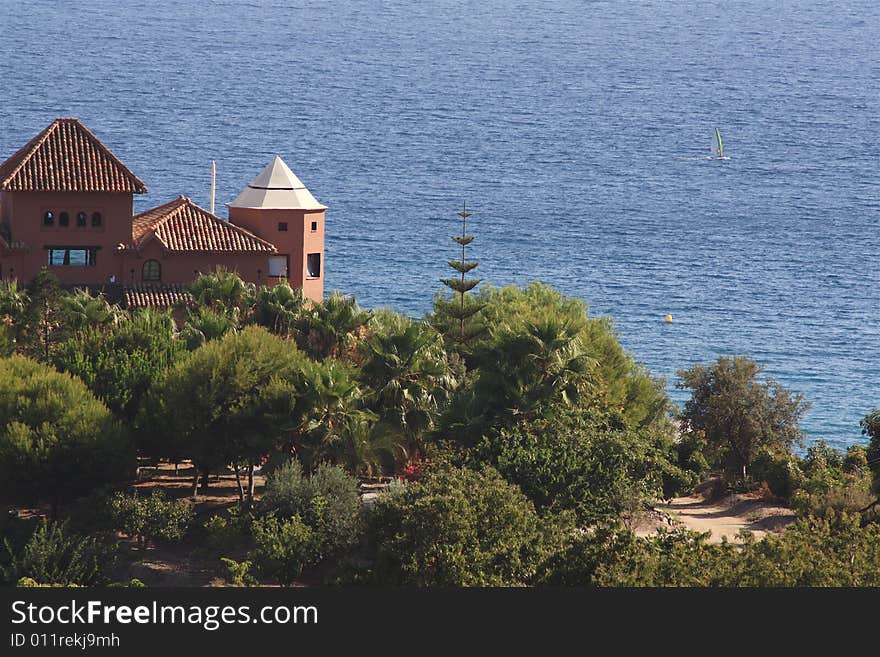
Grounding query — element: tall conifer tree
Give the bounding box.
[434,201,485,348]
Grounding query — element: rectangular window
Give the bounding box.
[278,222,288,232]
[268,255,288,277]
[307,253,321,278]
[47,247,97,267]
[311,221,318,232]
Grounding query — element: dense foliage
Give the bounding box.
[143,326,307,499]
[1,519,118,586]
[677,355,810,479]
[1,264,876,588]
[261,460,363,560]
[53,309,183,422]
[543,514,880,587]
[108,490,194,546]
[0,355,133,508]
[366,466,569,586]
[470,410,701,523]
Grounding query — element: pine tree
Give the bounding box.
[19,268,65,362]
[433,201,485,349]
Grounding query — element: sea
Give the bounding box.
[1,0,877,449]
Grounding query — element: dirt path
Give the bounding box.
[650,494,796,543]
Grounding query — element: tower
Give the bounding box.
[228,156,326,302]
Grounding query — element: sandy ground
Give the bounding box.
[637,493,796,543]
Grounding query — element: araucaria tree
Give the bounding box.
[677,355,810,479]
[433,202,485,351]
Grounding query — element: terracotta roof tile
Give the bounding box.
[132,196,277,253]
[0,118,147,193]
[124,284,191,309]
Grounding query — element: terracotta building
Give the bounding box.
[0,118,326,307]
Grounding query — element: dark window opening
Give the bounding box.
[76,212,87,227]
[59,212,69,227]
[311,221,318,232]
[307,253,321,278]
[91,212,102,227]
[278,222,288,232]
[142,259,161,281]
[47,247,98,267]
[43,211,54,227]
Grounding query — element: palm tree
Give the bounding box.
[359,312,456,466]
[180,269,256,349]
[293,360,376,472]
[179,307,240,350]
[0,280,28,356]
[58,288,120,335]
[251,282,306,338]
[0,279,28,321]
[295,292,371,360]
[186,267,256,324]
[446,317,596,444]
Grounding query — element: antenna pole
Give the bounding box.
[210,160,216,214]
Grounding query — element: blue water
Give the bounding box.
[2,1,878,449]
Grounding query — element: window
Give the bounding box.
[76,212,86,227]
[278,222,288,232]
[311,221,318,232]
[91,212,102,227]
[268,255,288,277]
[47,247,97,266]
[142,259,161,281]
[43,211,54,227]
[59,212,69,227]
[307,253,321,278]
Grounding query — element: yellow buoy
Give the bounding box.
[665,314,673,323]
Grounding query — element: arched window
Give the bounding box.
[142,259,161,282]
[76,212,87,227]
[43,211,54,226]
[59,212,70,226]
[91,212,102,227]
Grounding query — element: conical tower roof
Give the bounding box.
[228,155,326,210]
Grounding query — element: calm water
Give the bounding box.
[2,1,878,448]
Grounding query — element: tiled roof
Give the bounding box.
[132,196,277,253]
[0,118,147,193]
[124,284,191,309]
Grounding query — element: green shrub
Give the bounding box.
[0,325,14,358]
[788,441,874,517]
[791,484,875,517]
[0,355,134,508]
[110,490,193,545]
[17,577,81,587]
[1,519,117,586]
[541,513,880,587]
[107,578,146,588]
[751,451,802,500]
[261,461,362,559]
[202,504,252,553]
[672,433,710,481]
[470,411,692,523]
[248,513,314,586]
[220,557,257,587]
[366,466,570,586]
